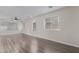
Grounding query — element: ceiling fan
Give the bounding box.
[48,6,53,8]
[14,17,20,20]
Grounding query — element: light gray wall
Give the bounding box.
[24,7,79,47]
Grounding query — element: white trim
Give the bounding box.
[44,15,61,32]
[25,33,79,48]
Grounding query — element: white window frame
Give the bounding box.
[44,16,61,31]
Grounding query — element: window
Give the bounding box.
[0,21,23,32]
[32,20,36,32]
[45,16,60,31]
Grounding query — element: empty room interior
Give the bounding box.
[0,6,79,53]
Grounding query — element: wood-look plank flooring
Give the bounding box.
[0,33,79,53]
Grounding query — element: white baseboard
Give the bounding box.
[25,33,79,48]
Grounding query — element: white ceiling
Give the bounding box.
[0,6,63,17]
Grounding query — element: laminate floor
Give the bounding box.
[0,33,78,53]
